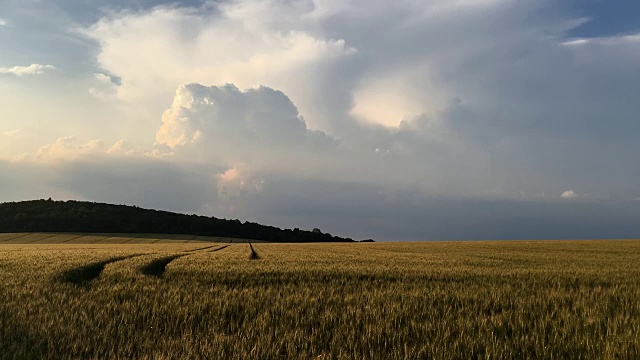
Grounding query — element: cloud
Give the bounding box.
[240,176,640,240]
[3,1,640,240]
[107,139,140,155]
[32,136,176,163]
[82,1,640,141]
[89,73,119,99]
[156,83,341,175]
[49,156,219,213]
[4,152,640,241]
[0,18,7,27]
[0,64,56,76]
[0,156,219,214]
[214,166,265,216]
[83,4,354,117]
[564,33,640,47]
[1,130,20,136]
[35,136,105,161]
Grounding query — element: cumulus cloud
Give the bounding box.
[83,4,354,125]
[156,83,341,173]
[0,64,56,76]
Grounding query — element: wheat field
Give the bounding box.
[1,237,640,359]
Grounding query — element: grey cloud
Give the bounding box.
[50,156,220,214]
[0,161,58,202]
[0,156,221,215]
[189,172,640,241]
[5,156,639,241]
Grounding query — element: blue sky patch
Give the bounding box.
[569,0,640,37]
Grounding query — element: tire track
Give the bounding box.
[58,254,143,286]
[0,233,33,243]
[22,233,58,244]
[60,234,87,243]
[183,245,218,253]
[249,243,260,260]
[208,245,230,252]
[140,255,186,277]
[141,243,233,277]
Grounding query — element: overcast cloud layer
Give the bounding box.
[1,0,640,240]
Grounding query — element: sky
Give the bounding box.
[1,0,640,241]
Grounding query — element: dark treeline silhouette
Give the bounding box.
[0,199,356,243]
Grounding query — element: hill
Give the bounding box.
[0,199,355,243]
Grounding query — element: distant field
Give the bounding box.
[0,232,262,244]
[1,240,640,359]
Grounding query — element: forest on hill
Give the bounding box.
[0,199,356,243]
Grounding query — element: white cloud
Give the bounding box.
[564,33,640,47]
[0,64,56,76]
[35,136,105,161]
[0,18,7,27]
[107,139,140,155]
[89,73,118,99]
[1,129,20,136]
[561,190,577,199]
[83,5,354,124]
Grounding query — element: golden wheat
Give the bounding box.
[1,239,639,359]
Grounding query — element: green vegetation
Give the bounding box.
[0,199,355,242]
[1,240,640,359]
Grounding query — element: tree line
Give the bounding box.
[0,199,357,243]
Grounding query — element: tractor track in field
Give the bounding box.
[60,235,87,243]
[120,237,134,244]
[141,244,232,277]
[183,245,218,253]
[58,254,144,286]
[140,255,187,277]
[249,243,260,260]
[208,245,230,252]
[0,233,33,243]
[21,233,58,244]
